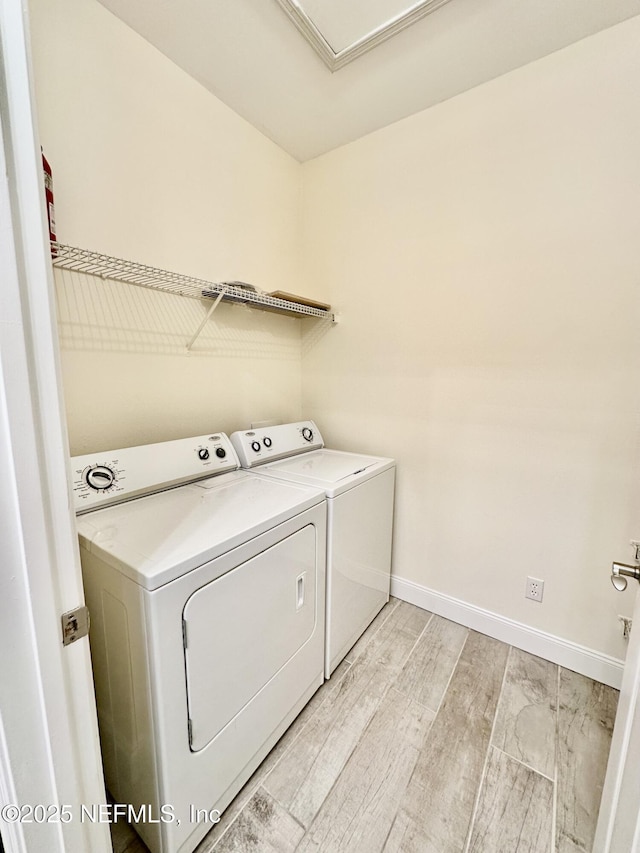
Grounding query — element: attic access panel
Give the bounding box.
[276,0,454,71]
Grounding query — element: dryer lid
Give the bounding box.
[75,471,325,590]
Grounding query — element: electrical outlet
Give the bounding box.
[526,576,544,603]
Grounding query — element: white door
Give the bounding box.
[184,526,317,751]
[0,2,110,851]
[594,583,640,851]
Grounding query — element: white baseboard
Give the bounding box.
[390,575,624,690]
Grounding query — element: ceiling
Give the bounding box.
[96,0,640,162]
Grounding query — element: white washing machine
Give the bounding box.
[70,432,326,853]
[230,421,395,677]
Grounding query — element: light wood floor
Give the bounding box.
[112,598,618,853]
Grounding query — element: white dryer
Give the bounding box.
[70,432,326,853]
[230,421,395,677]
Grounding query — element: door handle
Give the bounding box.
[611,562,640,591]
[296,573,305,610]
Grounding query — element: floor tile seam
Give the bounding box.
[223,665,356,847]
[206,796,260,853]
[261,716,343,819]
[296,675,418,838]
[351,605,434,701]
[297,689,424,851]
[276,669,397,828]
[259,660,355,786]
[380,810,399,853]
[490,744,555,784]
[292,648,415,782]
[393,624,482,844]
[386,684,437,723]
[427,622,471,721]
[215,783,305,853]
[462,644,512,853]
[393,688,439,716]
[488,655,559,787]
[343,597,401,666]
[260,785,307,835]
[372,605,435,720]
[360,606,433,672]
[409,608,435,647]
[207,779,264,851]
[258,783,309,840]
[384,611,436,703]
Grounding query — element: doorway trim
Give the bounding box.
[0,1,110,850]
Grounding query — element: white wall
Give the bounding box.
[28,0,305,454]
[300,18,640,660]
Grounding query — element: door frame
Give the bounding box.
[0,1,110,851]
[594,586,640,852]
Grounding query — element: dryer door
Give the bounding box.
[183,524,317,752]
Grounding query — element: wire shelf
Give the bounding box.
[50,243,335,322]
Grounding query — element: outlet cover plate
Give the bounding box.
[526,576,544,603]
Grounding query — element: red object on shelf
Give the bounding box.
[42,148,56,254]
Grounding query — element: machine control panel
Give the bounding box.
[71,433,240,513]
[230,421,324,469]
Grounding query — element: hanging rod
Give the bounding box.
[50,242,335,322]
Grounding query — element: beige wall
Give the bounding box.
[28,0,640,660]
[29,0,304,454]
[300,18,640,659]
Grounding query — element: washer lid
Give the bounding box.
[75,470,324,590]
[261,449,394,496]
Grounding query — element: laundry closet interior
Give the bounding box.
[23,0,640,850]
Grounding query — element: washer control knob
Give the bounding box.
[302,427,314,442]
[263,437,272,448]
[251,441,261,452]
[215,447,226,459]
[198,448,210,460]
[86,465,115,491]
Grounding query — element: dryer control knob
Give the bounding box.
[263,437,272,448]
[198,448,210,460]
[251,441,261,452]
[215,447,226,459]
[302,427,313,442]
[86,465,115,491]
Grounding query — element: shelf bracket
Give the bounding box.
[186,289,226,351]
